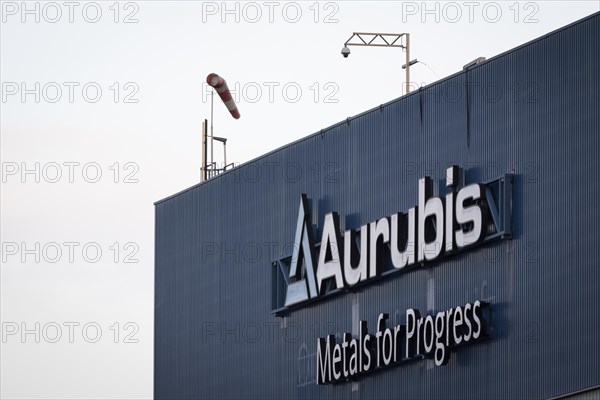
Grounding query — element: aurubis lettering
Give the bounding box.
[285,165,488,307]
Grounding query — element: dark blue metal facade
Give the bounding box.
[155,13,600,400]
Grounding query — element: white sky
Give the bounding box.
[1,1,599,399]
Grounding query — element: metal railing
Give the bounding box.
[202,162,236,180]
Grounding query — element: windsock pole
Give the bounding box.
[201,118,208,181]
[203,73,240,181]
[211,91,214,176]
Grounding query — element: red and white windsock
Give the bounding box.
[206,73,240,119]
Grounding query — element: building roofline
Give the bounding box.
[155,11,599,206]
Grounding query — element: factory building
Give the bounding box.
[155,12,600,399]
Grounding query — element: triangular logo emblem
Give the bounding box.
[284,194,318,307]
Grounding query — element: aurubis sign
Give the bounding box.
[284,165,499,308]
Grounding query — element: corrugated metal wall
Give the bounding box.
[155,13,600,400]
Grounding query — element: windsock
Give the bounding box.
[206,73,240,119]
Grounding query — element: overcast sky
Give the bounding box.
[1,1,599,399]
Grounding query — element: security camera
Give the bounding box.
[341,46,350,58]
